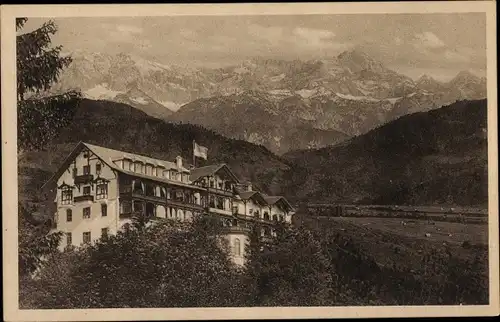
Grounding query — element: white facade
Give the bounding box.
[48,142,295,266]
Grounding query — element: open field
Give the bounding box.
[299,204,488,224]
[329,216,487,246]
[296,214,488,271]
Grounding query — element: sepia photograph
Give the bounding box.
[2,2,499,321]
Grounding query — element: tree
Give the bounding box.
[38,216,245,309]
[18,203,62,277]
[16,17,81,151]
[243,224,334,306]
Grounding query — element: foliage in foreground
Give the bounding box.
[20,212,488,308]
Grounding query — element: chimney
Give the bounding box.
[176,156,183,170]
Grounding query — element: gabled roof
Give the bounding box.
[189,164,240,183]
[238,190,267,205]
[42,141,190,190]
[84,143,188,172]
[262,194,294,212]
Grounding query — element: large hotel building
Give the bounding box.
[44,142,294,266]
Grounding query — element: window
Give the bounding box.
[83,207,91,219]
[96,183,108,199]
[123,159,130,170]
[146,164,152,175]
[66,233,72,246]
[83,165,90,175]
[135,163,143,173]
[233,238,241,256]
[61,188,73,205]
[101,227,109,238]
[83,151,89,158]
[120,200,132,214]
[72,168,78,178]
[152,167,157,176]
[96,163,102,175]
[128,161,134,172]
[83,232,91,244]
[101,203,107,217]
[66,209,72,222]
[83,186,91,195]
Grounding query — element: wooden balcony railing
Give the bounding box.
[207,188,234,197]
[221,225,251,234]
[74,174,94,185]
[206,207,232,216]
[74,195,94,203]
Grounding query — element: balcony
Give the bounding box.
[207,187,234,197]
[119,190,166,203]
[74,174,94,185]
[74,195,94,203]
[221,225,251,234]
[119,211,143,219]
[168,199,204,211]
[206,207,232,216]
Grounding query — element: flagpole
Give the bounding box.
[192,140,196,169]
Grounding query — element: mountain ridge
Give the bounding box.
[51,50,487,154]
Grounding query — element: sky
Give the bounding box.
[25,13,487,82]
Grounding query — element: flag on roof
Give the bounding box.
[193,141,208,160]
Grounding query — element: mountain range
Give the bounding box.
[51,50,487,154]
[20,98,487,222]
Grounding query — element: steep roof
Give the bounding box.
[189,164,240,183]
[238,191,258,200]
[42,141,190,190]
[238,190,268,205]
[84,143,188,172]
[262,194,294,211]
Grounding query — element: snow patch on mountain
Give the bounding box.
[270,73,286,82]
[84,84,124,99]
[269,89,293,96]
[159,101,183,111]
[234,66,251,74]
[296,89,317,98]
[336,93,380,102]
[386,97,402,104]
[130,96,149,105]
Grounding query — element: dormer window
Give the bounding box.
[135,162,143,173]
[61,187,73,205]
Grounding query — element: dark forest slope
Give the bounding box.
[282,99,488,207]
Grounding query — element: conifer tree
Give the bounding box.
[16,18,81,151]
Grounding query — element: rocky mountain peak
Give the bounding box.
[451,70,481,84]
[337,49,386,74]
